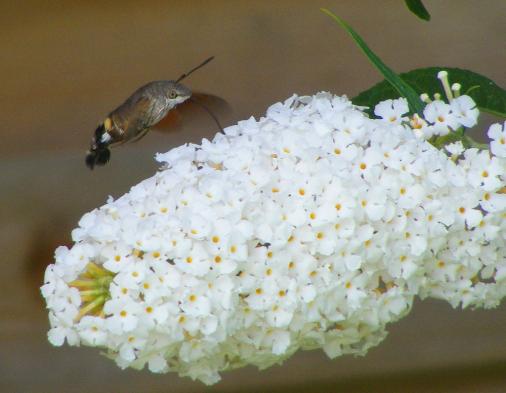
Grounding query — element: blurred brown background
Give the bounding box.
[1,1,505,392]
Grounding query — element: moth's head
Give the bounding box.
[166,82,192,106]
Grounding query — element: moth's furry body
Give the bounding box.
[85,81,190,169]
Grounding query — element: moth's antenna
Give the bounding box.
[189,97,224,133]
[176,56,215,83]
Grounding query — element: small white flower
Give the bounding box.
[101,244,135,273]
[148,354,169,373]
[104,299,142,334]
[139,300,169,328]
[423,100,460,135]
[78,316,108,346]
[48,312,80,346]
[445,141,465,156]
[181,292,211,317]
[374,98,409,124]
[488,121,506,157]
[464,150,504,191]
[450,95,479,128]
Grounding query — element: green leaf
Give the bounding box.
[352,67,506,118]
[405,0,431,21]
[321,8,424,115]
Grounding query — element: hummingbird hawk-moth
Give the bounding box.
[85,56,227,169]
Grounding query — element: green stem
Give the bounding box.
[69,279,100,289]
[76,296,106,321]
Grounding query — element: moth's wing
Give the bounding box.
[189,93,233,131]
[151,107,184,133]
[153,92,232,133]
[189,92,232,118]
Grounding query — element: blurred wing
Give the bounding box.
[188,92,232,117]
[151,107,184,133]
[153,92,232,133]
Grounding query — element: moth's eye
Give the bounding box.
[169,90,178,99]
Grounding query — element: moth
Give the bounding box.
[85,56,227,169]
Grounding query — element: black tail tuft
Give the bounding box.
[86,123,111,169]
[85,147,111,170]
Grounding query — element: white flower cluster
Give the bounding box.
[41,92,506,384]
